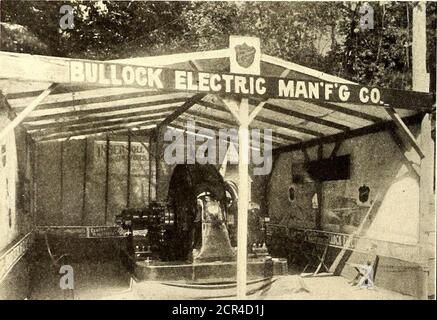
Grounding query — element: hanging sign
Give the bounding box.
[67,60,434,110]
[93,140,148,176]
[0,51,432,110]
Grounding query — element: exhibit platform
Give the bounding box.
[133,256,288,282]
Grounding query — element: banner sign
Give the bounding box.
[36,226,125,239]
[93,140,148,176]
[69,60,434,110]
[304,229,358,249]
[87,226,125,238]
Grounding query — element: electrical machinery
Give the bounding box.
[116,164,267,266]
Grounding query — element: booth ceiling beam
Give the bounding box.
[186,109,236,126]
[171,121,283,148]
[155,59,204,129]
[33,119,159,141]
[158,93,207,128]
[36,125,154,142]
[114,48,230,67]
[262,53,357,85]
[174,119,284,146]
[303,101,383,123]
[185,119,298,145]
[197,100,323,138]
[262,102,350,131]
[0,82,57,142]
[24,106,178,131]
[9,89,169,111]
[169,123,250,148]
[22,95,189,123]
[30,114,166,138]
[248,95,381,125]
[273,113,424,155]
[181,111,301,144]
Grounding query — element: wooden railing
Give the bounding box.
[265,223,422,263]
[0,232,34,284]
[35,225,126,239]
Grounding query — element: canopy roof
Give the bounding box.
[0,47,433,153]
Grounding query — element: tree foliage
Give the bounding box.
[0,0,435,90]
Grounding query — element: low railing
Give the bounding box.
[265,223,422,263]
[0,232,34,284]
[35,225,126,239]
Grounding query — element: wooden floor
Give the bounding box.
[28,260,415,300]
[30,261,131,300]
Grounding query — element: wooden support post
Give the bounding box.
[413,1,433,299]
[262,152,280,221]
[104,135,110,224]
[149,129,159,202]
[81,138,88,225]
[419,113,435,299]
[24,132,31,214]
[154,128,160,202]
[148,134,152,203]
[154,127,166,202]
[60,141,64,225]
[127,132,132,208]
[127,129,154,203]
[31,139,38,225]
[128,129,150,154]
[0,83,57,143]
[237,97,250,299]
[222,94,266,299]
[412,2,430,93]
[315,144,323,230]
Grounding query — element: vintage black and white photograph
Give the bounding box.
[0,0,435,302]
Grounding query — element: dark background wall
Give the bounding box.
[33,129,270,227]
[34,135,153,226]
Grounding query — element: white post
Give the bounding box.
[236,97,250,299]
[412,2,429,92]
[229,35,261,299]
[413,1,434,299]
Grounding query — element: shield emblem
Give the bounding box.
[234,43,256,68]
[358,184,370,203]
